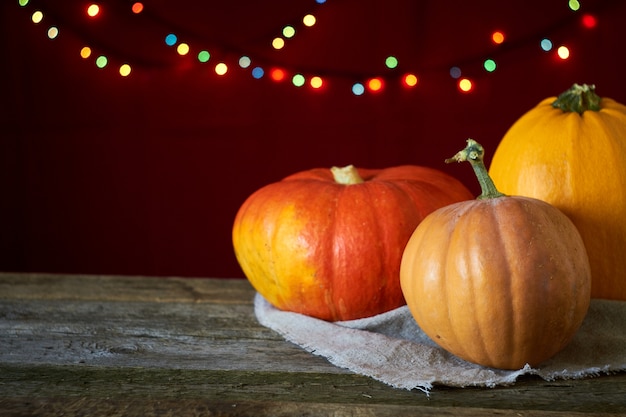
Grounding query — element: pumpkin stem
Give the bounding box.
[331,165,364,185]
[446,139,505,200]
[551,83,601,114]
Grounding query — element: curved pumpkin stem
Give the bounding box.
[446,139,505,200]
[552,83,601,114]
[331,165,364,185]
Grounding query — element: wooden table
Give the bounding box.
[1,273,625,416]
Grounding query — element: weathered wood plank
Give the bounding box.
[0,283,344,373]
[1,273,625,416]
[0,272,252,303]
[1,365,625,416]
[3,397,618,417]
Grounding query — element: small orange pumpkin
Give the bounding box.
[233,164,473,321]
[489,84,626,300]
[400,140,591,370]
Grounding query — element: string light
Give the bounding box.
[292,74,306,87]
[119,64,132,76]
[251,67,264,79]
[302,14,316,27]
[402,73,418,88]
[581,14,598,29]
[95,56,108,68]
[367,77,384,93]
[197,50,210,63]
[238,56,251,68]
[18,1,602,89]
[458,78,473,92]
[483,59,496,72]
[87,4,100,18]
[310,76,323,89]
[80,46,92,59]
[272,37,285,50]
[491,31,505,44]
[270,10,315,51]
[47,26,59,39]
[352,83,365,96]
[164,34,177,46]
[131,2,144,14]
[282,26,296,38]
[270,68,286,81]
[540,38,553,51]
[176,43,189,55]
[385,56,398,69]
[215,62,228,75]
[31,10,43,23]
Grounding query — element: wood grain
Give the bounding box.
[1,273,625,416]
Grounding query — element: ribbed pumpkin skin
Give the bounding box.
[489,97,626,300]
[400,196,591,370]
[233,165,473,321]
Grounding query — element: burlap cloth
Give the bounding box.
[255,293,626,393]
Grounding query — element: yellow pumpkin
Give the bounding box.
[489,83,626,300]
[400,140,591,370]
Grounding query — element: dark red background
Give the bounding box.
[2,0,625,279]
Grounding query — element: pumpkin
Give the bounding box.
[489,83,626,301]
[233,164,473,321]
[400,140,591,370]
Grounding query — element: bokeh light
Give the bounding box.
[176,43,190,55]
[385,56,398,69]
[540,38,553,51]
[131,2,144,14]
[251,67,264,79]
[87,4,100,17]
[165,34,177,46]
[458,78,473,92]
[483,59,496,72]
[215,63,228,75]
[31,11,43,24]
[238,56,251,68]
[283,26,296,38]
[270,68,286,81]
[352,83,365,96]
[310,76,323,89]
[95,56,108,68]
[402,73,418,88]
[197,50,210,63]
[303,14,316,27]
[292,74,305,87]
[491,31,505,44]
[80,46,92,59]
[47,26,59,39]
[22,0,583,94]
[272,37,285,50]
[367,77,384,92]
[449,66,462,79]
[582,14,598,29]
[119,64,132,77]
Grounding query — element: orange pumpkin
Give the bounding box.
[233,164,473,321]
[489,83,626,300]
[400,140,591,370]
